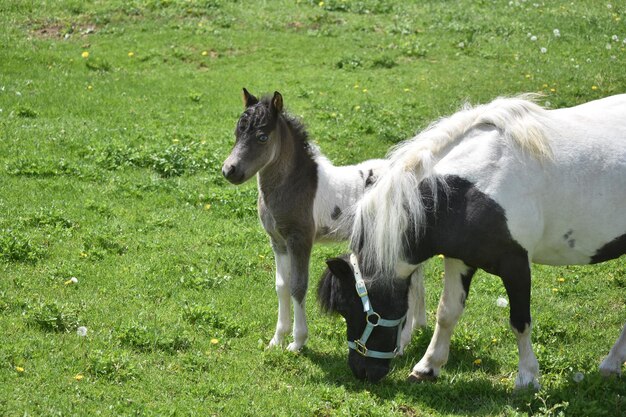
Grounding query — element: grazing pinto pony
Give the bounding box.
[319,94,626,387]
[222,89,426,351]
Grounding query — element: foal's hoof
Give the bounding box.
[407,370,437,383]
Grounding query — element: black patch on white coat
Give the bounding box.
[403,175,532,334]
[331,206,342,220]
[590,233,626,264]
[365,169,376,188]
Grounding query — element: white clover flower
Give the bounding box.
[530,35,537,41]
[496,296,509,308]
[573,372,584,382]
[77,326,88,337]
[553,29,561,37]
[611,35,619,42]
[606,43,612,50]
[540,47,547,53]
[623,38,626,45]
[70,277,78,284]
[607,3,612,9]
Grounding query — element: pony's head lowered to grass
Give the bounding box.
[318,255,411,383]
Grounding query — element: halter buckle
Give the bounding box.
[354,339,368,356]
[355,280,368,298]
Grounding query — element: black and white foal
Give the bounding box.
[320,94,626,387]
[222,89,426,351]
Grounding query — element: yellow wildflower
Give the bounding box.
[128,52,135,58]
[557,277,565,283]
[592,85,598,90]
[473,359,482,365]
[16,366,24,373]
[81,51,89,59]
[74,374,84,381]
[210,338,219,345]
[201,51,208,56]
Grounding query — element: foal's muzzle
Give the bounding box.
[222,163,245,184]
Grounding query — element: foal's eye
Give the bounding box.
[258,134,269,143]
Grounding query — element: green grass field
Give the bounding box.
[1,1,625,415]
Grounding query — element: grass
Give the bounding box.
[1,0,625,415]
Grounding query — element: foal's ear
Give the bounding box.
[242,87,258,108]
[325,257,354,284]
[271,91,283,114]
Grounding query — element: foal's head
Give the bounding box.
[318,255,410,383]
[222,88,286,184]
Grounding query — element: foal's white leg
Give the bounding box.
[599,323,626,376]
[410,258,474,380]
[513,324,540,390]
[399,266,427,355]
[268,250,291,348]
[285,238,312,352]
[288,297,307,352]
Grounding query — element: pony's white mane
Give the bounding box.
[351,95,551,277]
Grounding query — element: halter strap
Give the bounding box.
[347,254,406,359]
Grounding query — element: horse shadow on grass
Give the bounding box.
[301,328,626,416]
[302,329,511,416]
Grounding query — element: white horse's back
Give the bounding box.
[436,94,626,265]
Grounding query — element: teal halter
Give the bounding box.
[347,254,407,360]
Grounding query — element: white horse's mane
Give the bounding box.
[350,95,552,277]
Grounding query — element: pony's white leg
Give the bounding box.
[399,266,426,355]
[599,323,626,376]
[499,255,539,390]
[512,324,540,390]
[410,258,475,380]
[286,237,312,352]
[288,297,307,352]
[268,249,291,348]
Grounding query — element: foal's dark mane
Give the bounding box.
[268,95,310,142]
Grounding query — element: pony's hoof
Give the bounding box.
[267,336,285,349]
[599,357,622,377]
[407,370,437,383]
[286,342,303,352]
